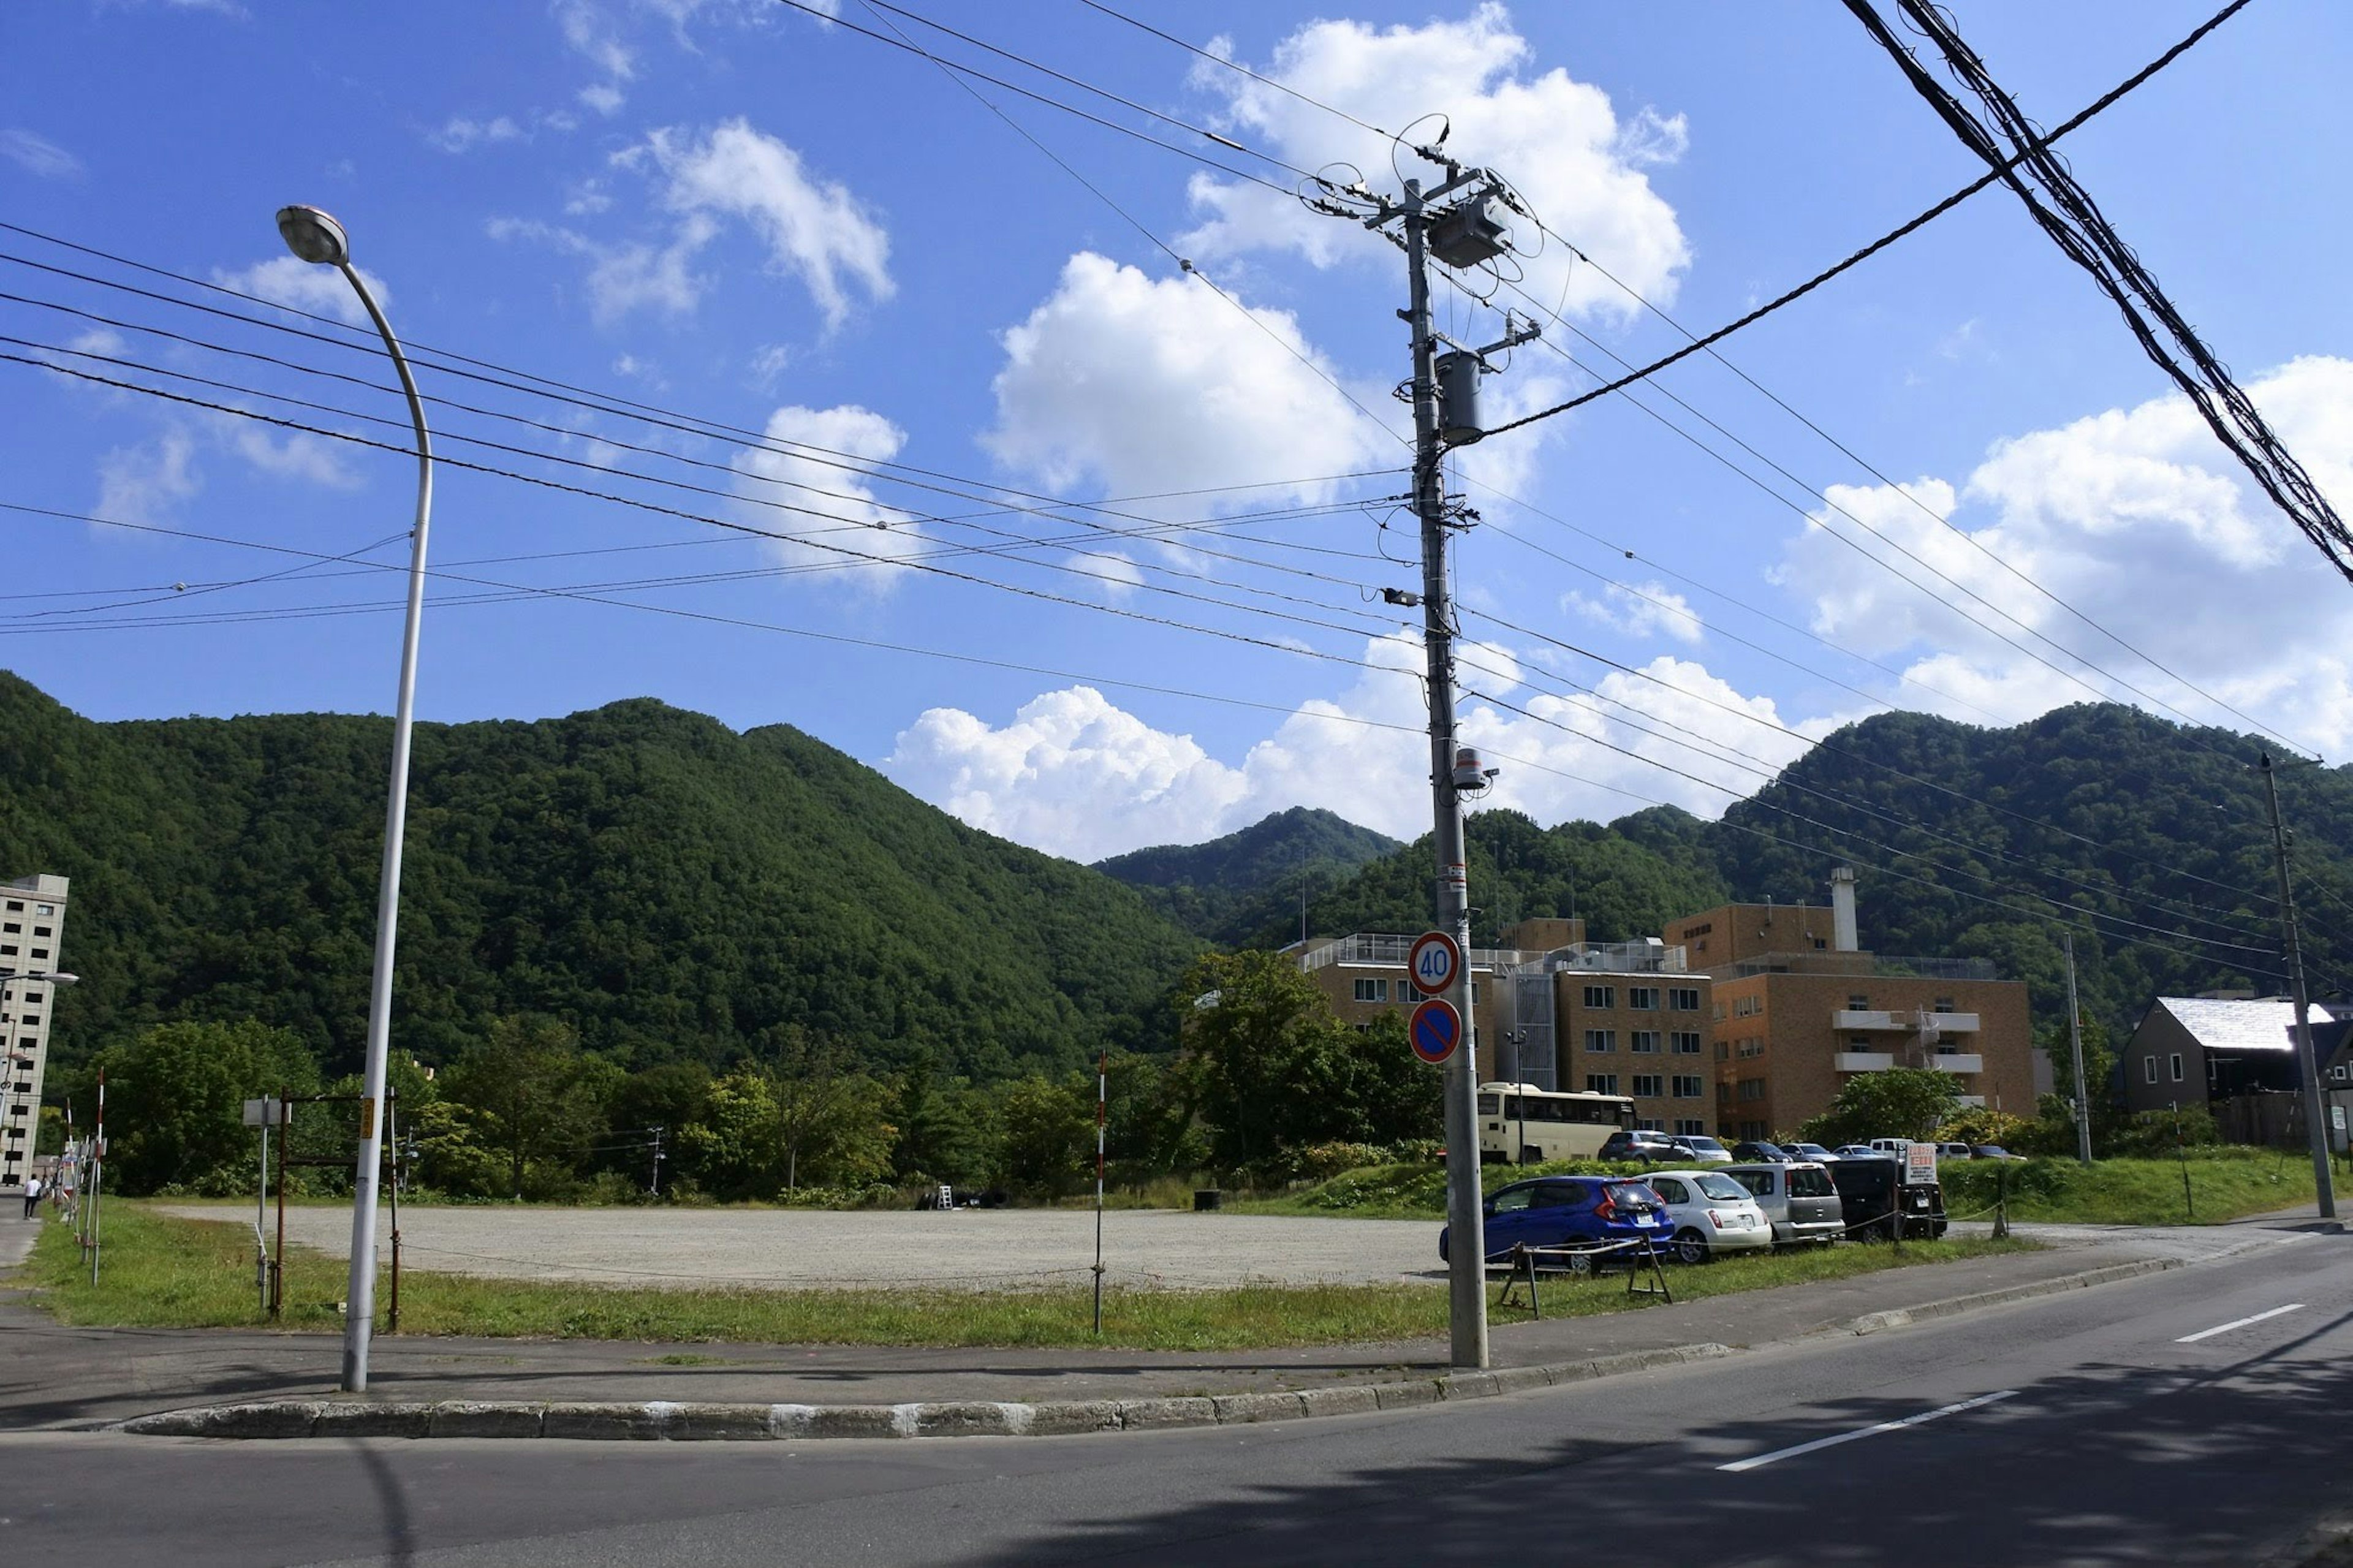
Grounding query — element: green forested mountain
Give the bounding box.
[1094,806,1400,944]
[0,674,1201,1081]
[1257,705,2353,1040]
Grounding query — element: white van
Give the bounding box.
[1721,1162,1844,1246]
[1867,1138,1912,1158]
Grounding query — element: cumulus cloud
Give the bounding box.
[1567,580,1703,645]
[96,430,200,524]
[211,255,393,326]
[732,403,923,592]
[1179,3,1689,322]
[985,252,1396,519]
[428,115,523,153]
[885,635,1816,860]
[1776,355,2353,752]
[1,129,82,180]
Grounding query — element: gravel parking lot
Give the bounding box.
[161,1204,1442,1291]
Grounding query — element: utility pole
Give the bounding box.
[2262,753,2336,1221]
[2062,933,2093,1166]
[1313,138,1537,1370]
[649,1126,665,1197]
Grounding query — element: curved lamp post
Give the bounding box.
[276,204,433,1393]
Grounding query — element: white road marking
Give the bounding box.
[2176,1303,2305,1344]
[1717,1390,2017,1474]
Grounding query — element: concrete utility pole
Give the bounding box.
[2061,933,2093,1166]
[2261,753,2336,1221]
[1313,142,1537,1370]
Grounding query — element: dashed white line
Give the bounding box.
[2176,1303,2305,1344]
[1716,1390,2018,1474]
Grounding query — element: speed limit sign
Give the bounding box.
[1408,931,1462,994]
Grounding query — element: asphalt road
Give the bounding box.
[5,1225,2343,1567]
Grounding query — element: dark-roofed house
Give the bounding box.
[2123,996,2350,1148]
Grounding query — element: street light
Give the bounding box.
[276,203,434,1393]
[0,971,78,1192]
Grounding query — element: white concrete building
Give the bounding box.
[1,873,69,1190]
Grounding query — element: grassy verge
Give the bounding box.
[1940,1148,2325,1225]
[20,1203,2036,1350]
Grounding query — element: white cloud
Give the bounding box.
[96,430,200,523]
[212,255,393,327]
[985,252,1396,518]
[1566,580,1703,645]
[222,423,358,490]
[1776,355,2353,753]
[1179,4,1689,322]
[731,403,923,592]
[428,115,523,153]
[637,119,892,330]
[885,636,1816,860]
[487,214,710,324]
[1,129,82,180]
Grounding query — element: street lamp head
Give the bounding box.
[276,204,350,267]
[46,972,78,986]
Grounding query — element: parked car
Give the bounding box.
[1971,1145,2027,1161]
[1597,1129,1688,1165]
[1867,1137,1914,1158]
[1831,1144,1896,1161]
[1827,1157,1947,1240]
[1730,1140,1793,1164]
[1785,1141,1841,1164]
[1440,1175,1673,1271]
[1721,1161,1845,1247]
[1644,1168,1774,1263]
[1666,1134,1734,1165]
[1936,1142,1976,1161]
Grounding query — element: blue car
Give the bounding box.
[1439,1175,1672,1270]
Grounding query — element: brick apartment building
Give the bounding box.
[1294,865,2036,1140]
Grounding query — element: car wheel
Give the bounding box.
[1673,1228,1710,1266]
[1567,1246,1597,1277]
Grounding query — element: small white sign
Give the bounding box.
[1904,1142,1938,1184]
[2334,1105,2347,1133]
[241,1097,287,1128]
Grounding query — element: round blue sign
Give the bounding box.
[1409,998,1463,1066]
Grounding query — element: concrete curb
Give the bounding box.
[107,1253,2186,1443]
[1842,1255,2183,1336]
[112,1343,1736,1443]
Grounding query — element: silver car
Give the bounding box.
[1721,1161,1845,1247]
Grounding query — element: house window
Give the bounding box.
[1934,997,1955,1013]
[1847,994,1870,1012]
[1585,1074,1619,1096]
[1583,985,1615,1010]
[1629,987,1659,1010]
[1669,988,1700,1011]
[1632,1031,1661,1053]
[1632,1074,1664,1098]
[1354,977,1389,1003]
[1584,1029,1616,1053]
[2145,1056,2159,1085]
[2170,1053,2184,1083]
[1672,1075,1703,1099]
[1672,1031,1702,1055]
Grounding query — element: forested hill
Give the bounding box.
[1256,705,2353,1039]
[1094,806,1400,944]
[0,675,1202,1081]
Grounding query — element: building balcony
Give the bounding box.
[1957,1095,1987,1108]
[1835,1051,1895,1072]
[1832,1009,1980,1032]
[1833,1010,1900,1030]
[1930,1054,1984,1074]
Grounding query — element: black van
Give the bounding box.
[1827,1158,1946,1240]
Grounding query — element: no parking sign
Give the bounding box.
[1409,998,1463,1066]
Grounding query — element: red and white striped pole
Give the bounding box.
[1093,1050,1107,1335]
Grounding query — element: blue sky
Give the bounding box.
[4,0,2351,860]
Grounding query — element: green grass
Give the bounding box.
[18,1203,2036,1350]
[1939,1147,2327,1225]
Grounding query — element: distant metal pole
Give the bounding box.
[2062,933,2093,1165]
[272,1088,289,1319]
[257,1116,270,1317]
[87,1067,102,1286]
[650,1126,665,1197]
[387,1091,401,1335]
[2173,1100,2194,1219]
[2262,753,2337,1221]
[1093,1050,1107,1335]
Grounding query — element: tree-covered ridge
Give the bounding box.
[0,674,1201,1083]
[1094,806,1402,944]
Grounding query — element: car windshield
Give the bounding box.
[1693,1173,1749,1201]
[1976,1146,2011,1157]
[1789,1167,1837,1197]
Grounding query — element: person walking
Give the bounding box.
[21,1173,41,1218]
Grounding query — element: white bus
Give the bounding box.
[1477,1081,1638,1165]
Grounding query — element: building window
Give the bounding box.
[1585,1074,1619,1096]
[1669,988,1700,1011]
[1847,994,1870,1012]
[2145,1056,2158,1085]
[1672,1031,1702,1055]
[32,926,50,937]
[1715,1041,1730,1061]
[1674,1118,1707,1136]
[1584,1029,1616,1053]
[1583,985,1615,1010]
[0,946,15,957]
[1712,1002,1727,1022]
[2170,1053,2184,1083]
[1737,1078,1767,1102]
[1673,1075,1703,1099]
[1636,1117,1665,1132]
[1631,1031,1661,1054]
[1352,977,1389,1003]
[1934,997,1955,1013]
[34,905,51,916]
[1716,1081,1732,1103]
[1629,987,1659,1010]
[1,925,16,934]
[1632,1074,1664,1098]
[2,902,18,911]
[1851,1036,1872,1047]
[28,949,46,960]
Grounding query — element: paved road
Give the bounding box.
[162,1203,1443,1289]
[5,1226,2345,1565]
